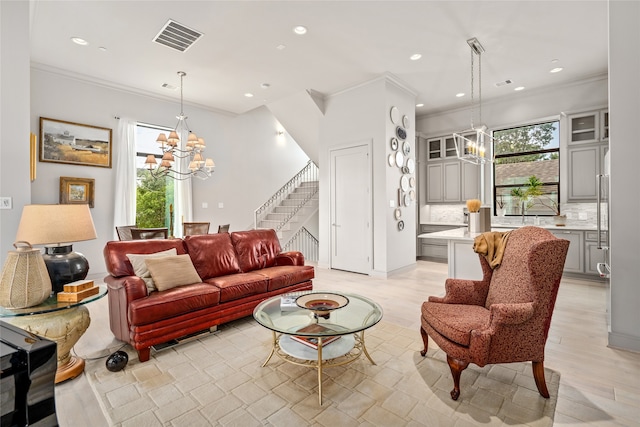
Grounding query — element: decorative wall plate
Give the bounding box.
[395,151,404,168]
[406,157,415,174]
[404,193,412,207]
[394,207,402,220]
[409,189,416,201]
[402,141,411,155]
[402,115,410,129]
[390,106,400,124]
[390,137,398,151]
[409,176,416,188]
[388,153,395,167]
[397,220,405,231]
[402,166,409,174]
[400,175,409,191]
[396,126,407,140]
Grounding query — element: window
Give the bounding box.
[493,121,560,216]
[135,123,174,228]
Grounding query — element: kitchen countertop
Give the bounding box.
[420,222,467,227]
[419,225,602,241]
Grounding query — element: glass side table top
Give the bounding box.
[253,291,383,336]
[0,285,107,317]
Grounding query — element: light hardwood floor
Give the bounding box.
[56,260,639,426]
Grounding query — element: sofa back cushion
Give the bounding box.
[104,239,187,278]
[183,233,240,280]
[230,229,282,273]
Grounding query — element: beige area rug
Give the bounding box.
[85,319,559,426]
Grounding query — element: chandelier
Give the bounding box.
[144,71,215,180]
[453,37,494,165]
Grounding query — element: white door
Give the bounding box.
[330,144,371,274]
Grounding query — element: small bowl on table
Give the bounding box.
[296,293,349,319]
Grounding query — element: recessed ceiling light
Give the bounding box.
[98,46,107,52]
[293,26,307,35]
[550,67,564,73]
[410,53,422,61]
[551,59,559,63]
[514,86,525,91]
[260,83,271,89]
[276,44,286,50]
[456,93,465,98]
[416,103,424,107]
[244,93,254,98]
[71,37,88,46]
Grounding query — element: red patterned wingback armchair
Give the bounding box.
[420,226,569,400]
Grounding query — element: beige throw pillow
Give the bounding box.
[126,248,177,294]
[145,254,202,292]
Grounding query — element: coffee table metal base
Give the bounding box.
[261,330,376,405]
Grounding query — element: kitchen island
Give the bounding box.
[419,224,604,280]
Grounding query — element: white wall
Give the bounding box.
[0,1,31,264]
[608,0,640,352]
[28,69,308,277]
[318,75,416,275]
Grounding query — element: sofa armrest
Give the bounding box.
[104,275,148,343]
[275,251,305,266]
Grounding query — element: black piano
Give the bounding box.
[0,321,58,427]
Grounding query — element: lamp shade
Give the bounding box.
[16,204,97,246]
[0,242,52,308]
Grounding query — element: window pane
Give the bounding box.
[494,122,559,156]
[495,155,559,186]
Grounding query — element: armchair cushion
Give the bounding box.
[421,303,489,347]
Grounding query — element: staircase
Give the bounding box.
[254,161,319,259]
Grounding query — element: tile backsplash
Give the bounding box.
[421,203,599,227]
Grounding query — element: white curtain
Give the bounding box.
[112,117,137,239]
[173,133,192,237]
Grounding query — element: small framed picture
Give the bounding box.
[60,176,95,208]
[40,117,112,168]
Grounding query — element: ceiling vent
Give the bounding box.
[495,79,513,87]
[153,19,203,52]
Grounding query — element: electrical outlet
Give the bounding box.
[0,197,12,209]
[202,202,208,209]
[218,202,224,209]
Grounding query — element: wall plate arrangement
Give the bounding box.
[406,157,415,174]
[400,175,409,191]
[402,141,411,155]
[390,137,398,151]
[409,176,416,188]
[397,220,405,231]
[402,115,410,129]
[394,207,402,220]
[395,151,404,168]
[390,106,400,124]
[409,189,416,201]
[388,153,395,167]
[396,126,407,140]
[404,192,412,207]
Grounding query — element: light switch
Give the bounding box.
[390,200,396,208]
[0,197,12,209]
[218,202,224,209]
[202,202,208,209]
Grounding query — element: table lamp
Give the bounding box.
[15,204,97,293]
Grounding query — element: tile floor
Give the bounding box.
[55,260,640,426]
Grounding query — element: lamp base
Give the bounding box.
[42,245,89,293]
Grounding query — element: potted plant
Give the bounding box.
[496,195,506,216]
[521,175,566,225]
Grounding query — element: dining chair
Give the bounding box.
[183,221,210,236]
[217,224,230,233]
[115,225,137,241]
[130,227,168,240]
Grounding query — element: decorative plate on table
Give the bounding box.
[296,293,349,317]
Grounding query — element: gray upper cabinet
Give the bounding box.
[461,162,480,201]
[426,136,457,161]
[426,162,461,203]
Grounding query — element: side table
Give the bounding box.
[0,285,107,383]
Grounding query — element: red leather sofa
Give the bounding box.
[103,229,314,362]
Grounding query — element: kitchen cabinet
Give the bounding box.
[567,143,608,201]
[461,162,480,201]
[417,224,462,260]
[550,230,583,273]
[567,109,608,145]
[426,162,460,203]
[426,136,457,160]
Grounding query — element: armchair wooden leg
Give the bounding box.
[420,327,429,357]
[446,355,469,401]
[532,361,550,398]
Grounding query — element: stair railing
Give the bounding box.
[254,160,318,230]
[283,227,319,262]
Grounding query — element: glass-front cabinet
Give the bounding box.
[426,136,457,160]
[567,109,608,145]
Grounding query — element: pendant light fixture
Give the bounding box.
[145,71,215,180]
[453,37,494,165]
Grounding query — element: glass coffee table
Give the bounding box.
[253,291,383,404]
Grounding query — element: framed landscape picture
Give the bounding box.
[60,176,95,208]
[40,117,112,168]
